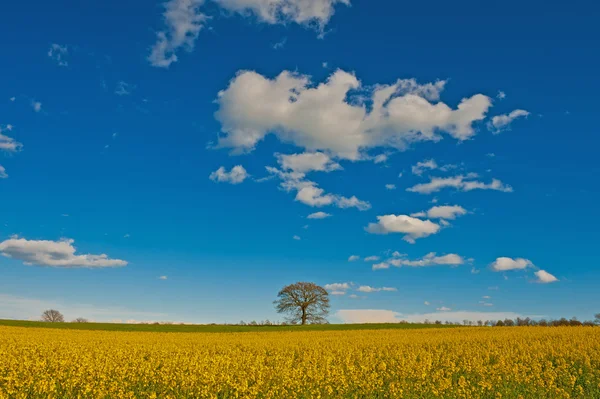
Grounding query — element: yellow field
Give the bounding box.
[1,326,599,399]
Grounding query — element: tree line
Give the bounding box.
[38,282,600,327]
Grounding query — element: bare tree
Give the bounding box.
[41,309,64,323]
[274,282,329,325]
[72,318,88,323]
[595,313,600,325]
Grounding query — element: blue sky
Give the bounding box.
[1,0,598,324]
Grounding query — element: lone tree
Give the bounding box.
[41,309,64,323]
[595,313,600,325]
[274,282,330,325]
[72,317,88,323]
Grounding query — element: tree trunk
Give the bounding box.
[301,307,307,325]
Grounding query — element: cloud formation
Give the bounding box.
[0,125,22,152]
[365,215,440,243]
[266,166,370,210]
[407,174,513,194]
[148,0,207,68]
[373,252,466,270]
[487,109,530,133]
[411,205,467,220]
[357,286,397,293]
[0,165,7,179]
[534,270,558,284]
[213,0,350,28]
[307,211,332,219]
[215,70,493,160]
[490,257,532,271]
[412,159,438,176]
[209,165,248,184]
[0,237,128,268]
[277,152,341,173]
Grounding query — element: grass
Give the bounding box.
[0,319,456,333]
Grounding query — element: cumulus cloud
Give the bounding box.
[0,126,23,152]
[0,237,128,268]
[534,270,558,284]
[487,109,530,133]
[374,252,466,270]
[385,184,396,190]
[213,0,350,29]
[209,165,248,184]
[148,0,207,68]
[277,152,341,173]
[324,282,351,295]
[214,70,493,160]
[159,276,168,280]
[412,159,438,176]
[490,257,532,271]
[266,166,370,210]
[497,91,506,100]
[32,101,42,112]
[407,174,513,194]
[293,235,301,240]
[48,44,68,66]
[0,165,7,179]
[365,215,440,243]
[411,205,467,220]
[336,309,524,324]
[307,211,332,219]
[357,286,397,293]
[364,255,380,262]
[348,255,360,261]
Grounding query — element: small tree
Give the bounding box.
[274,282,329,325]
[595,313,600,325]
[72,318,88,323]
[41,309,64,323]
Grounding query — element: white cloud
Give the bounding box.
[436,306,451,311]
[159,276,168,280]
[490,257,532,271]
[497,91,506,100]
[411,205,467,220]
[115,81,134,96]
[277,152,341,173]
[0,237,128,268]
[266,167,370,210]
[364,255,380,262]
[324,282,350,291]
[357,286,397,293]
[534,270,558,284]
[307,211,332,219]
[385,184,396,190]
[330,290,345,295]
[372,262,389,270]
[412,159,437,175]
[348,255,360,262]
[0,165,7,179]
[487,109,530,133]
[407,174,513,194]
[482,295,491,299]
[209,165,248,184]
[215,70,493,160]
[336,309,524,324]
[373,154,388,164]
[148,0,206,68]
[365,215,440,243]
[388,252,466,268]
[48,44,68,66]
[9,97,15,102]
[0,126,23,152]
[293,235,301,240]
[213,0,350,28]
[424,301,430,305]
[32,101,42,112]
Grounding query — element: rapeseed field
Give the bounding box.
[1,325,599,398]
